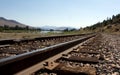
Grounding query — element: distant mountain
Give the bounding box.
[0,17,30,28]
[40,26,58,30]
[41,25,76,31]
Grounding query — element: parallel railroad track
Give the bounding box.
[0,33,96,75]
[0,34,92,59]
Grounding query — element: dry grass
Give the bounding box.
[0,31,86,40]
[0,32,43,39]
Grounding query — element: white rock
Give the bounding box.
[112,72,119,75]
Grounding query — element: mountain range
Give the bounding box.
[0,17,76,31]
[40,25,76,31]
[0,17,29,28]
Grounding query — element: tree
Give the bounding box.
[70,28,76,31]
[26,26,29,30]
[63,28,69,32]
[50,29,54,31]
[4,25,9,30]
[15,25,19,30]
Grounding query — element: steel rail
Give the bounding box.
[0,34,95,75]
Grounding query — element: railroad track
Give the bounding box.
[0,34,91,59]
[1,33,119,75]
[34,33,120,75]
[0,33,96,75]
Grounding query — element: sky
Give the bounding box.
[0,0,120,28]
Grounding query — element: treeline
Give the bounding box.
[83,13,120,30]
[0,25,41,32]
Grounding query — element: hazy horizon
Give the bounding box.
[0,0,120,28]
